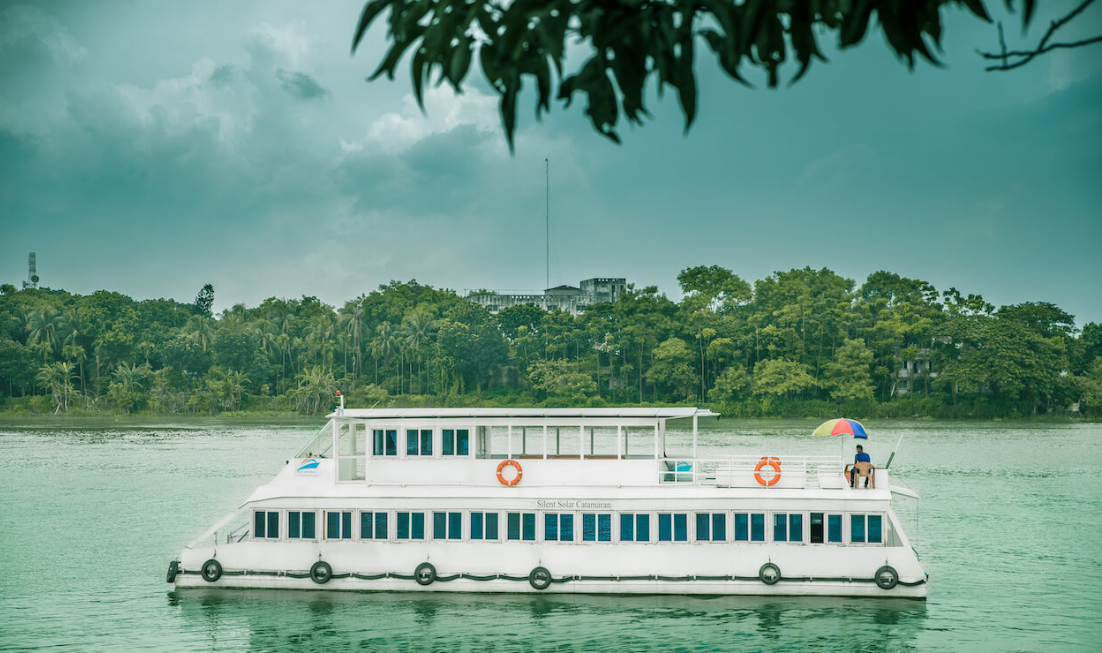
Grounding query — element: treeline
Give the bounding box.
[1,266,1100,418]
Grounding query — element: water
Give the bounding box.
[1,418,1099,652]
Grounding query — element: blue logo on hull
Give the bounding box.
[296,458,319,472]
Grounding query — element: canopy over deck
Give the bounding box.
[327,407,717,420]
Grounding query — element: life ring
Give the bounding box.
[529,566,552,590]
[754,457,782,487]
[310,561,333,584]
[201,558,222,583]
[496,459,523,486]
[415,562,437,586]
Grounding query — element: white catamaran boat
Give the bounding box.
[168,407,927,598]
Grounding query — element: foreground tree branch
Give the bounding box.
[978,0,1102,71]
[349,0,1091,148]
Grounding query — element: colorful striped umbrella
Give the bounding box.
[812,418,868,439]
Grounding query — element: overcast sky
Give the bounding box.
[1,0,1100,325]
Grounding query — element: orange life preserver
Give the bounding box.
[496,459,523,486]
[754,456,782,487]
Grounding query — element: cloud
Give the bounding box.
[276,68,328,100]
[359,85,500,153]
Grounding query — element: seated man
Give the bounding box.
[853,461,875,488]
[846,444,873,488]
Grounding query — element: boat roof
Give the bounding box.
[327,407,717,420]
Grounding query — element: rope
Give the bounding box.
[179,566,927,588]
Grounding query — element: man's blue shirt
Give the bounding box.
[855,451,871,463]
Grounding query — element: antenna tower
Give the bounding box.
[545,158,550,290]
[23,252,38,290]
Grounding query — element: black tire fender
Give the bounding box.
[529,566,552,590]
[875,565,899,590]
[758,562,781,585]
[166,560,179,583]
[310,561,333,584]
[201,559,222,583]
[415,562,437,586]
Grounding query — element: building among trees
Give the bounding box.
[468,278,626,314]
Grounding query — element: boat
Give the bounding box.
[168,405,927,597]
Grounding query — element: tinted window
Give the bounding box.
[828,514,842,543]
[869,515,882,543]
[810,513,824,543]
[851,514,866,543]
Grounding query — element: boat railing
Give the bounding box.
[227,521,251,544]
[659,455,843,488]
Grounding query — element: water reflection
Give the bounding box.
[169,590,927,652]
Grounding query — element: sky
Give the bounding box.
[1,0,1100,325]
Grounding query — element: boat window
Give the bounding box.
[253,510,280,540]
[360,512,388,540]
[851,514,865,543]
[507,512,536,541]
[773,514,803,542]
[326,511,353,540]
[397,512,426,540]
[433,512,462,540]
[582,513,612,542]
[696,513,726,542]
[373,429,398,456]
[850,514,883,544]
[658,513,688,542]
[810,513,824,543]
[545,513,575,542]
[733,513,765,541]
[620,514,650,542]
[471,512,499,540]
[828,514,843,543]
[407,429,433,456]
[442,429,470,456]
[751,513,765,541]
[288,511,316,540]
[337,423,365,456]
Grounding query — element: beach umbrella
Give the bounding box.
[812,418,868,439]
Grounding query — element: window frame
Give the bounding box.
[253,509,281,541]
[581,512,613,542]
[287,510,317,540]
[360,511,389,540]
[325,510,353,540]
[470,511,500,541]
[695,512,726,542]
[506,512,536,541]
[619,513,650,542]
[396,511,427,540]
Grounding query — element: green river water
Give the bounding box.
[0,419,1099,652]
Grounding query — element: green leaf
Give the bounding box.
[351,0,395,54]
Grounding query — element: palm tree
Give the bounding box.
[403,309,436,394]
[35,361,77,413]
[26,307,63,360]
[375,321,399,393]
[291,366,336,415]
[339,300,367,382]
[185,315,215,352]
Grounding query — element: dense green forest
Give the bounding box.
[1,266,1100,418]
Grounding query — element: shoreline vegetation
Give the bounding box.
[2,266,1100,420]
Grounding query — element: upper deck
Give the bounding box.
[278,407,904,499]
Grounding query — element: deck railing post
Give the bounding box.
[579,425,585,460]
[543,425,548,460]
[616,425,622,460]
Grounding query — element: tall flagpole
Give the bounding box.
[545,158,550,290]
